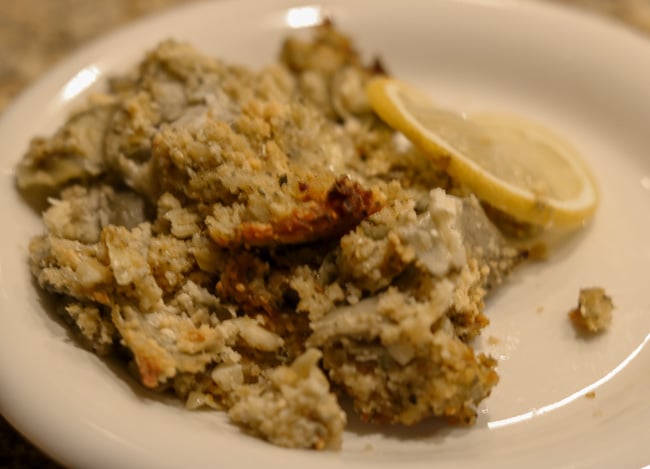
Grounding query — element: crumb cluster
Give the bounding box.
[569,287,614,333]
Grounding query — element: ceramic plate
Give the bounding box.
[1,0,649,467]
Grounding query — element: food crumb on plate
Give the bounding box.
[569,287,614,333]
[487,335,501,345]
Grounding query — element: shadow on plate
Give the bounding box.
[32,281,178,406]
[340,396,458,443]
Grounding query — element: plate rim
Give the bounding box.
[1,0,649,468]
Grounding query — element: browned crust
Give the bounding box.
[215,178,383,248]
[135,353,165,389]
[215,251,279,316]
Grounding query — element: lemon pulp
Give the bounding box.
[366,77,599,228]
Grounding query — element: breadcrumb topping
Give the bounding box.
[17,23,523,449]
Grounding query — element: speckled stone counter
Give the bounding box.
[1,0,649,466]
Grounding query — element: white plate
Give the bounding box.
[1,0,649,467]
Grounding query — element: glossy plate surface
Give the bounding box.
[0,0,649,467]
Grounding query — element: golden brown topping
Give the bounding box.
[213,178,383,247]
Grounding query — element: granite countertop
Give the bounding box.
[0,0,649,467]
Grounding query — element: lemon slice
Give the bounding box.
[366,77,599,228]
